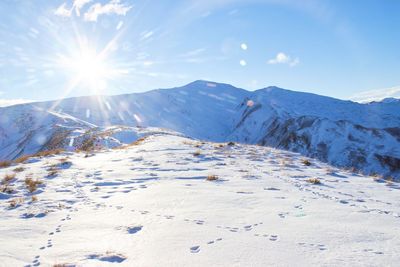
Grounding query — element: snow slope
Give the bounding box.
[1,80,399,178]
[1,132,400,266]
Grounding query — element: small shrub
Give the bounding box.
[0,161,11,169]
[227,141,235,146]
[193,150,201,156]
[1,184,14,194]
[25,177,43,193]
[301,159,311,166]
[9,197,24,208]
[13,167,25,172]
[307,178,321,185]
[206,175,218,181]
[2,173,16,184]
[47,167,59,176]
[58,157,69,163]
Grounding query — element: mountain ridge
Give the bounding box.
[1,80,399,179]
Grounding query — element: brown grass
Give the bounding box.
[112,137,148,150]
[2,173,16,184]
[25,177,43,193]
[307,178,321,184]
[130,137,147,146]
[301,159,311,166]
[13,149,64,164]
[0,161,11,168]
[13,166,25,172]
[34,149,64,158]
[9,197,24,208]
[14,154,32,164]
[206,175,219,181]
[48,168,59,176]
[1,184,14,194]
[31,195,38,202]
[193,150,201,156]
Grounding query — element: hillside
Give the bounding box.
[1,132,400,266]
[1,80,399,178]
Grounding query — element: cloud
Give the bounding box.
[73,0,93,16]
[54,0,132,21]
[268,52,299,67]
[0,99,33,107]
[349,86,400,103]
[84,0,132,22]
[54,3,72,17]
[179,48,206,58]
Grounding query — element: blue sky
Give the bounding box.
[0,0,399,105]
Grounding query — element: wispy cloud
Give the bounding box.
[54,3,72,17]
[178,48,208,63]
[84,0,132,22]
[268,52,299,67]
[349,86,400,103]
[0,99,33,107]
[73,0,92,16]
[179,48,206,58]
[54,0,132,22]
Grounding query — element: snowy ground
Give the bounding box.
[1,132,400,266]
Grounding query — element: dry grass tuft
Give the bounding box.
[206,175,219,181]
[113,137,148,150]
[34,149,64,158]
[307,178,321,184]
[14,154,32,164]
[47,167,59,177]
[9,197,24,208]
[31,195,38,202]
[1,184,14,194]
[25,177,43,193]
[2,173,16,184]
[193,150,201,156]
[130,137,147,146]
[0,160,11,169]
[58,157,69,163]
[301,159,311,166]
[13,166,25,172]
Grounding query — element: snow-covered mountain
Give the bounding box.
[1,80,399,178]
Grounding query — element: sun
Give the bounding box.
[58,41,115,95]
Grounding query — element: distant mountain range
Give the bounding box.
[1,80,399,178]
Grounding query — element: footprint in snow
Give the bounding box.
[298,242,327,250]
[127,226,142,234]
[87,252,127,263]
[269,235,278,241]
[207,238,223,244]
[190,246,200,253]
[264,187,280,191]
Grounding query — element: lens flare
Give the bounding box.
[57,41,114,94]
